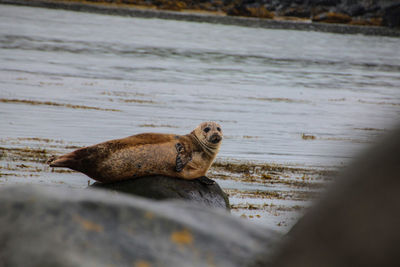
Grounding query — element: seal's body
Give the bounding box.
[48,122,223,183]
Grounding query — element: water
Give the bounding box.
[1,4,400,231]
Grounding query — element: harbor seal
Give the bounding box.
[47,122,223,183]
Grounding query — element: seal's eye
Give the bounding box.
[217,127,221,132]
[204,127,210,133]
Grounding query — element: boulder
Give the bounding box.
[0,185,278,267]
[262,124,400,266]
[90,175,230,210]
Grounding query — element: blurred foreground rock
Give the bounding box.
[0,185,278,267]
[90,175,230,210]
[263,124,400,266]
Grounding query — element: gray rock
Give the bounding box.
[261,124,400,266]
[0,185,278,267]
[90,175,230,210]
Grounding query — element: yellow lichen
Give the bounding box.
[134,260,152,267]
[73,214,104,233]
[170,229,193,247]
[144,211,154,219]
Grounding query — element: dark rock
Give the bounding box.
[0,185,279,267]
[281,6,311,17]
[383,3,400,27]
[251,0,400,27]
[262,124,400,266]
[276,0,308,6]
[364,4,381,14]
[310,5,331,16]
[345,4,366,16]
[227,2,274,19]
[90,175,230,210]
[309,0,338,6]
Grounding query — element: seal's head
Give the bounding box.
[191,122,223,150]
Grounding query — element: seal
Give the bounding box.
[47,121,223,183]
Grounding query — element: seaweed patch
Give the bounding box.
[0,98,121,112]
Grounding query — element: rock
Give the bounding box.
[349,17,382,26]
[310,0,339,6]
[312,11,352,23]
[281,6,311,18]
[346,4,366,16]
[383,3,400,27]
[0,185,279,267]
[90,175,230,210]
[228,3,274,19]
[247,5,274,18]
[155,0,187,11]
[262,124,400,266]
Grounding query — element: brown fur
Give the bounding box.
[48,122,223,183]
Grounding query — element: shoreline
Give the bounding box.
[1,0,400,37]
[0,137,331,231]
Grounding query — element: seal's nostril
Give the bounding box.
[210,134,221,144]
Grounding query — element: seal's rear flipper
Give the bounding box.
[46,155,57,165]
[47,153,75,168]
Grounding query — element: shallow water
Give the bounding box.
[1,4,400,231]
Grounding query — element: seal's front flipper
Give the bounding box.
[176,155,184,172]
[175,143,192,172]
[198,176,216,185]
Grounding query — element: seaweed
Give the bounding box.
[0,98,120,112]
